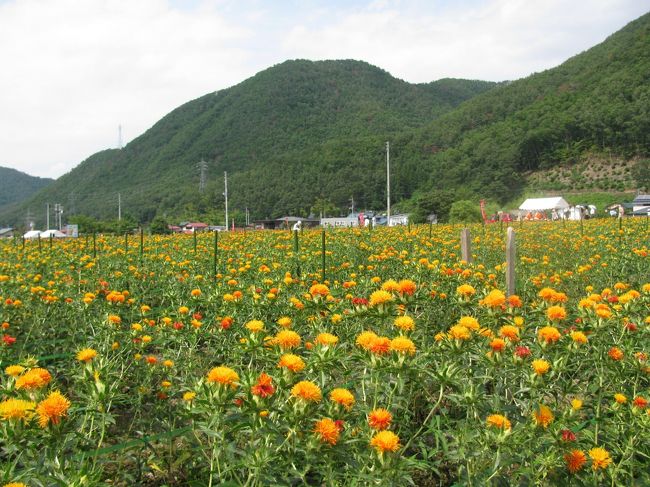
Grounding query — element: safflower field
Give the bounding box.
[0,219,649,486]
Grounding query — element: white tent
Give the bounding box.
[519,197,570,211]
[40,229,66,238]
[23,230,42,239]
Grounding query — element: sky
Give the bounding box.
[1,0,648,179]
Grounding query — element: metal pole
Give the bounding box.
[46,203,50,229]
[213,230,218,280]
[321,229,326,281]
[386,141,390,226]
[118,193,121,221]
[224,171,229,231]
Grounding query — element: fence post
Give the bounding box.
[140,227,144,263]
[92,232,97,259]
[321,229,326,281]
[193,230,197,254]
[460,228,472,263]
[506,227,516,297]
[293,229,301,278]
[213,230,219,280]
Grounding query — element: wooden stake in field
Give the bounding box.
[506,227,516,297]
[460,228,472,263]
[193,230,197,254]
[139,227,144,263]
[293,229,301,278]
[321,229,326,281]
[92,232,97,259]
[124,232,128,255]
[213,230,219,280]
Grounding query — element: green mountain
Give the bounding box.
[0,167,53,211]
[3,12,649,227]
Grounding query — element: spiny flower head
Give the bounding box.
[206,366,239,388]
[291,381,322,402]
[370,430,400,453]
[329,388,355,410]
[313,417,340,445]
[368,408,392,430]
[76,348,98,363]
[36,391,71,428]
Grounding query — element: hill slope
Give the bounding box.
[3,12,650,227]
[1,60,495,226]
[0,167,53,210]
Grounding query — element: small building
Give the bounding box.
[321,216,358,228]
[0,227,14,238]
[23,230,42,239]
[389,214,409,226]
[183,222,208,233]
[631,194,650,215]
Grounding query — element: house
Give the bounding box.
[631,194,650,216]
[254,216,320,230]
[183,222,209,233]
[0,227,14,238]
[23,230,42,239]
[320,216,358,228]
[388,214,409,226]
[40,229,66,238]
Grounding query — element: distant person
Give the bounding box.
[292,220,302,231]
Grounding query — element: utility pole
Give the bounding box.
[245,207,250,226]
[386,141,391,226]
[118,193,121,221]
[349,196,355,215]
[198,159,208,193]
[46,203,50,229]
[224,171,229,231]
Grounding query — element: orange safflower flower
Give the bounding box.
[499,325,519,341]
[370,430,400,453]
[458,316,480,331]
[546,306,567,321]
[315,332,338,347]
[538,326,561,344]
[489,338,506,353]
[329,388,355,409]
[369,336,391,355]
[480,289,506,308]
[570,331,588,344]
[15,368,52,390]
[614,393,627,404]
[356,331,378,350]
[206,366,239,387]
[0,398,35,422]
[608,347,624,361]
[381,279,400,292]
[398,279,417,296]
[274,330,301,349]
[36,391,71,427]
[309,283,330,297]
[314,417,340,445]
[456,284,476,297]
[368,408,392,430]
[486,414,511,431]
[5,365,25,377]
[277,354,305,373]
[245,320,265,333]
[251,373,275,398]
[507,295,523,307]
[449,325,471,341]
[564,449,587,473]
[633,396,648,409]
[291,381,321,402]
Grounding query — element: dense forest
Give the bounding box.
[1,12,649,227]
[0,167,52,209]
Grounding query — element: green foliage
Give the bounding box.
[149,216,170,234]
[632,159,650,191]
[0,167,52,210]
[310,197,340,218]
[448,200,483,223]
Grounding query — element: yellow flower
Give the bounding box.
[479,289,506,308]
[369,290,393,306]
[370,430,400,453]
[390,336,416,355]
[499,325,519,341]
[291,381,322,402]
[3,483,29,487]
[329,388,355,410]
[277,316,292,328]
[571,398,583,410]
[394,316,415,331]
[381,279,400,292]
[36,391,71,427]
[0,398,36,421]
[458,316,480,331]
[315,332,338,347]
[532,359,550,376]
[614,393,627,404]
[274,330,301,349]
[355,331,378,350]
[5,365,25,377]
[245,320,265,333]
[589,447,612,471]
[309,283,330,297]
[570,331,588,344]
[76,348,98,363]
[277,353,305,373]
[449,325,471,340]
[456,284,476,297]
[190,288,202,297]
[182,391,196,402]
[486,414,511,431]
[533,404,554,428]
[206,366,239,387]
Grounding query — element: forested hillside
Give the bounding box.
[0,167,52,209]
[2,11,649,227]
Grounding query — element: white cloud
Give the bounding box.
[0,0,647,178]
